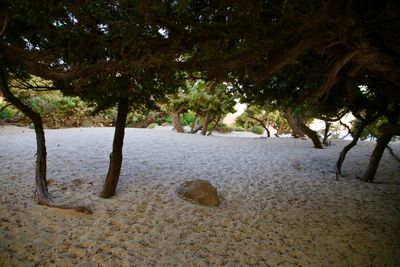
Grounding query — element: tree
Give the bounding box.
[235,105,290,137]
[1,0,183,200]
[164,79,236,135]
[0,1,99,212]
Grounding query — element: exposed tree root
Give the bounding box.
[36,190,92,214]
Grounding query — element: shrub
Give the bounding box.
[207,122,233,133]
[0,102,18,119]
[232,126,245,132]
[180,111,196,126]
[251,126,264,135]
[215,123,233,133]
[24,94,91,128]
[162,114,173,125]
[147,123,158,129]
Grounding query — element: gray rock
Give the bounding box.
[177,180,220,207]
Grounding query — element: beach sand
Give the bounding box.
[0,126,399,266]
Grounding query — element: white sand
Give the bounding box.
[0,125,399,266]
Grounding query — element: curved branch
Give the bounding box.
[319,50,359,98]
[0,103,11,113]
[335,120,369,180]
[248,115,271,137]
[299,121,322,148]
[0,13,8,37]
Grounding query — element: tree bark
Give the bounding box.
[299,121,323,149]
[248,115,271,137]
[201,113,212,135]
[207,115,221,136]
[335,120,368,180]
[322,121,331,146]
[0,69,91,213]
[361,133,392,183]
[190,114,198,132]
[284,109,305,138]
[336,121,368,181]
[100,98,129,198]
[172,112,184,133]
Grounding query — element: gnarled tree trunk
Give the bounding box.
[201,113,213,135]
[361,133,393,182]
[360,121,399,183]
[207,115,221,136]
[100,98,129,198]
[299,121,323,149]
[190,114,204,134]
[0,69,91,213]
[248,115,271,137]
[284,109,305,138]
[172,111,184,133]
[322,121,331,146]
[335,120,368,180]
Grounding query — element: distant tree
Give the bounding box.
[164,79,236,135]
[235,105,290,137]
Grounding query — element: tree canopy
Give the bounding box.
[0,0,399,206]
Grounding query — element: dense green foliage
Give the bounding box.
[250,126,264,135]
[0,100,18,119]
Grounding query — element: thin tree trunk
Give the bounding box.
[190,114,198,132]
[361,133,392,183]
[335,120,368,180]
[207,115,221,136]
[276,124,285,136]
[248,115,271,137]
[100,98,129,198]
[201,114,212,135]
[0,69,91,213]
[172,112,184,133]
[322,121,331,146]
[299,121,323,149]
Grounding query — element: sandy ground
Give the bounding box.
[0,125,399,266]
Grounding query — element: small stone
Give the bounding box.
[220,218,231,227]
[176,180,220,207]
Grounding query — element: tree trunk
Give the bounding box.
[335,120,368,180]
[207,115,221,136]
[322,121,331,146]
[299,121,323,149]
[361,133,392,183]
[190,114,198,132]
[201,114,212,135]
[100,98,129,198]
[284,109,305,138]
[0,69,91,213]
[248,115,271,137]
[276,124,288,136]
[172,112,184,133]
[190,114,203,133]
